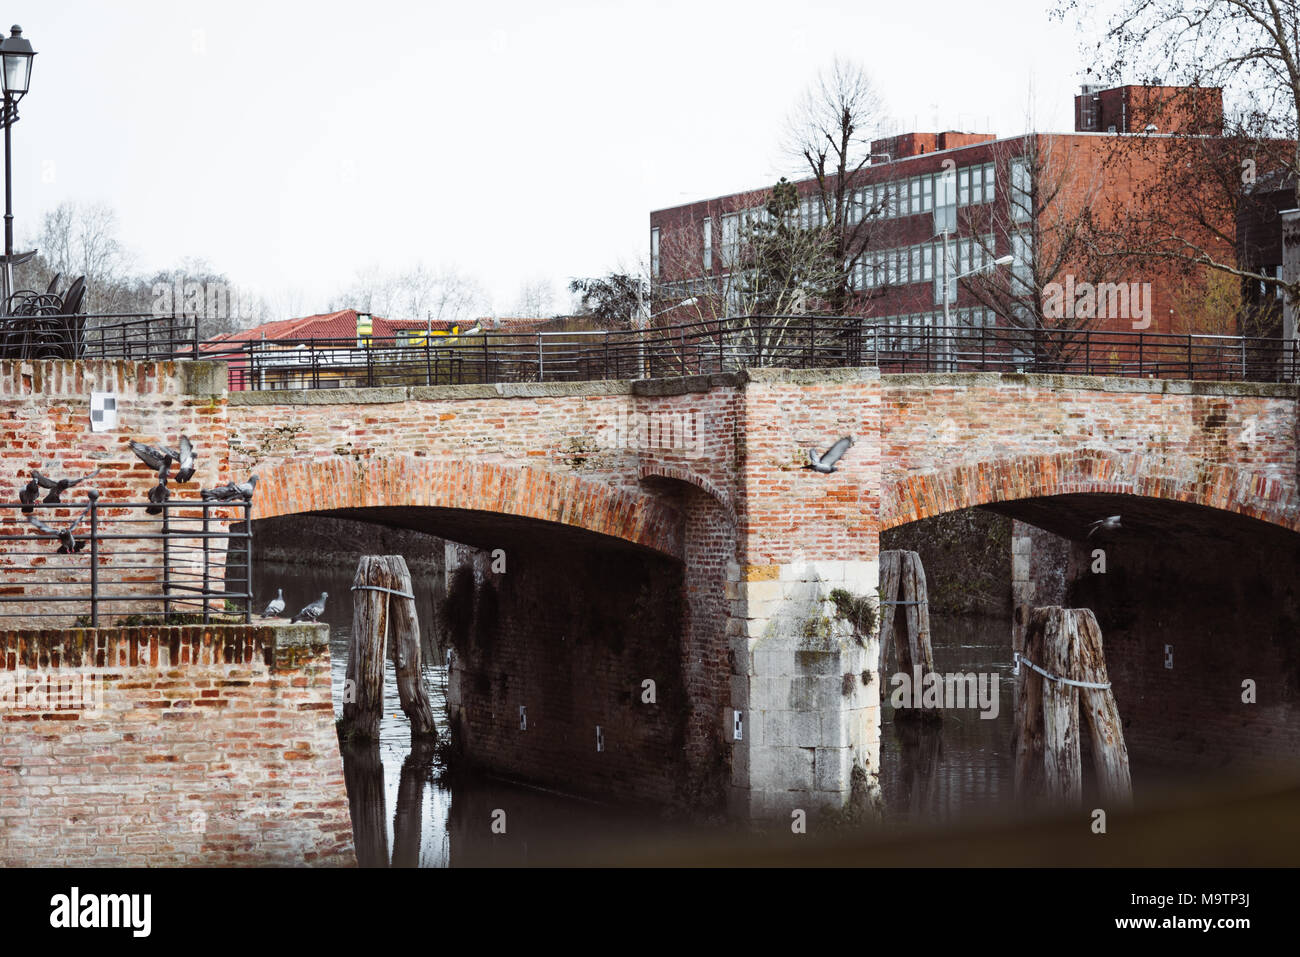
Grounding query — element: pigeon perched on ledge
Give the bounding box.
[200,474,258,502]
[291,592,328,623]
[32,468,101,504]
[804,436,854,474]
[174,435,197,484]
[26,491,98,554]
[261,588,285,618]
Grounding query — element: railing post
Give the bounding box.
[537,333,544,382]
[202,504,210,625]
[191,313,199,359]
[162,501,171,619]
[1137,332,1144,376]
[1187,332,1194,380]
[1085,329,1091,374]
[89,497,99,628]
[680,326,687,375]
[425,337,432,387]
[482,333,489,384]
[244,501,253,624]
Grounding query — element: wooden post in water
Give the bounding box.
[878,549,938,721]
[1039,607,1082,808]
[341,556,390,741]
[1014,606,1130,809]
[341,555,437,741]
[387,555,438,739]
[1074,608,1132,806]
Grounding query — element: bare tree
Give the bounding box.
[511,277,557,318]
[330,264,487,325]
[782,57,895,315]
[1057,0,1300,315]
[958,133,1128,365]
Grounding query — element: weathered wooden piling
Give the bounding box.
[1013,606,1131,809]
[878,549,939,721]
[340,555,437,741]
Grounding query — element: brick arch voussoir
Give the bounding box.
[251,457,683,556]
[636,463,737,525]
[882,450,1299,533]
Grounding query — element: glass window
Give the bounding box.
[910,178,921,214]
[958,167,970,206]
[702,219,712,271]
[910,246,921,283]
[982,163,995,203]
[651,227,660,278]
[922,243,934,280]
[1010,157,1032,222]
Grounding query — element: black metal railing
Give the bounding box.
[0,499,252,627]
[6,312,1298,386]
[190,317,1300,390]
[0,311,200,361]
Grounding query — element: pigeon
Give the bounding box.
[804,436,854,474]
[146,455,171,516]
[27,491,98,554]
[201,474,258,502]
[128,440,173,474]
[261,588,285,618]
[174,435,197,484]
[1087,515,1122,539]
[18,478,39,514]
[291,592,328,623]
[32,468,101,504]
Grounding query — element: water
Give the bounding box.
[260,558,1046,864]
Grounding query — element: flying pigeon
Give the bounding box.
[804,436,854,474]
[1087,515,1122,539]
[146,455,171,515]
[32,468,101,504]
[128,440,173,474]
[26,491,98,554]
[18,478,39,514]
[200,474,258,502]
[261,588,285,618]
[291,592,328,623]
[174,435,197,484]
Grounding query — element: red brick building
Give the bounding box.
[650,84,1236,345]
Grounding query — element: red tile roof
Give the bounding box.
[206,309,469,346]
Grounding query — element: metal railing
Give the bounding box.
[0,499,252,627]
[5,312,1297,386]
[193,316,1300,390]
[0,311,200,361]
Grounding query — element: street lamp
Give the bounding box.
[633,295,697,378]
[941,249,1013,370]
[0,24,36,308]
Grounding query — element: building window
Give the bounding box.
[1011,229,1033,295]
[1010,158,1032,223]
[721,214,740,267]
[651,227,661,278]
[702,219,712,271]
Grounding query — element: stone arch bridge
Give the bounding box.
[8,360,1298,820]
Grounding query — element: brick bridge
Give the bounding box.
[227,366,1299,817]
[4,360,1298,838]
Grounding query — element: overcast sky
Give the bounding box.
[8,1,1104,319]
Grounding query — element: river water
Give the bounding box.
[259,558,1027,866]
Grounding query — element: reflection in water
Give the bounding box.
[879,613,1018,826]
[263,558,1037,864]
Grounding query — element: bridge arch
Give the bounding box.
[882,450,1300,533]
[250,456,683,557]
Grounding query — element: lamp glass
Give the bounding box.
[1,52,31,95]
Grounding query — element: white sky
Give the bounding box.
[7,0,1099,318]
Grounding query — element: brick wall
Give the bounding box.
[0,623,353,866]
[0,361,231,625]
[881,374,1299,532]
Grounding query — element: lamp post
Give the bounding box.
[0,24,35,309]
[633,294,697,378]
[941,250,1013,370]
